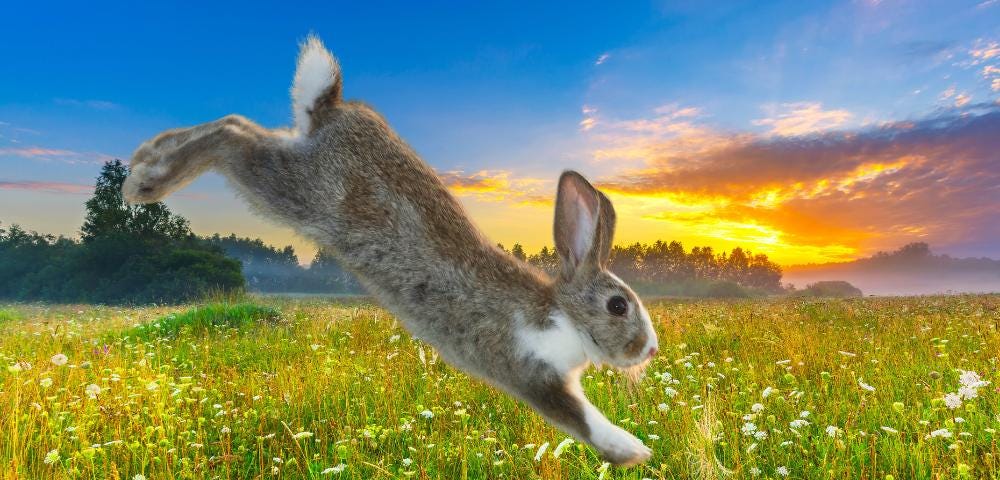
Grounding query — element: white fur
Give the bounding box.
[566,367,652,465]
[515,310,589,374]
[292,35,340,136]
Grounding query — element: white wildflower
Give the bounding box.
[944,393,963,410]
[959,370,988,389]
[44,449,60,464]
[292,431,313,440]
[776,466,789,477]
[762,387,776,398]
[754,430,768,440]
[751,403,764,413]
[789,419,810,429]
[133,475,147,480]
[958,385,979,400]
[800,410,811,418]
[420,409,434,419]
[552,438,574,458]
[826,425,840,437]
[40,377,53,388]
[929,428,952,439]
[749,467,761,476]
[742,422,758,436]
[858,379,875,392]
[534,442,549,461]
[657,403,669,412]
[880,426,899,434]
[664,387,678,398]
[321,463,347,474]
[401,458,413,467]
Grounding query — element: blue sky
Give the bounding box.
[2,1,999,264]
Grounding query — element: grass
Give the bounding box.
[0,295,998,479]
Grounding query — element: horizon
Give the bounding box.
[2,1,999,266]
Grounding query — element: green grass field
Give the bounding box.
[1,295,998,479]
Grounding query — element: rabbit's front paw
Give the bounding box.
[591,424,652,466]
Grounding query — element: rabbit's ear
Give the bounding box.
[554,171,615,279]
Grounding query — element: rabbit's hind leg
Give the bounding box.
[122,115,264,204]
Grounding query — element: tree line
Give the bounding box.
[498,240,783,295]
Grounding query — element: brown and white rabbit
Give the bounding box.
[122,36,659,466]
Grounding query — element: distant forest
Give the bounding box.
[1,159,786,303]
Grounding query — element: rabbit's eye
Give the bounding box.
[606,296,628,316]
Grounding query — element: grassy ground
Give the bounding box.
[0,295,998,479]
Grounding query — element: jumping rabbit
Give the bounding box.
[122,36,659,466]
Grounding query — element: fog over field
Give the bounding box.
[784,243,1000,296]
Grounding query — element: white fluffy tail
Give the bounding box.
[291,35,342,136]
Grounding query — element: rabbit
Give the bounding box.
[122,35,660,466]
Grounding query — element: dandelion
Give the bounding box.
[420,409,434,419]
[292,431,313,440]
[858,379,876,392]
[85,383,101,398]
[776,466,789,477]
[534,442,549,461]
[50,353,68,366]
[44,449,60,465]
[552,438,574,458]
[944,393,963,409]
[751,403,764,413]
[826,425,840,437]
[39,377,53,388]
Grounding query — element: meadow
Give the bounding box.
[0,295,997,479]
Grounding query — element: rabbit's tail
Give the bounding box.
[291,34,342,136]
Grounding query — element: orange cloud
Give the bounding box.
[439,170,551,206]
[595,106,1000,261]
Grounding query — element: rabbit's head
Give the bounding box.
[552,171,659,372]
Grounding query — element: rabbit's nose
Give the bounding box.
[647,347,658,358]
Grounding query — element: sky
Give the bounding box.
[1,0,999,265]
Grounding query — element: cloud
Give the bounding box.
[752,102,853,136]
[592,105,1000,256]
[595,53,611,65]
[0,146,114,165]
[580,105,598,131]
[0,180,93,195]
[53,98,121,110]
[438,170,551,206]
[970,41,999,62]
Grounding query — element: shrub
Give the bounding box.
[127,303,280,341]
[797,280,863,298]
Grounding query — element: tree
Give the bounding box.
[81,159,190,242]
